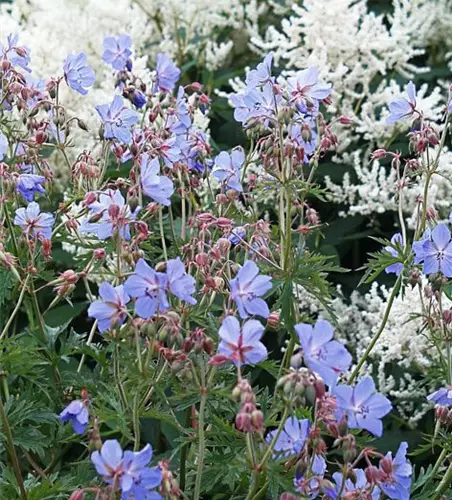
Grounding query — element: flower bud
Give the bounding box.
[69,490,85,500]
[267,311,280,329]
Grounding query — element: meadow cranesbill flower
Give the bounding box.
[59,400,89,434]
[228,226,246,245]
[87,282,130,333]
[378,442,412,500]
[63,52,95,95]
[140,154,174,206]
[245,53,273,88]
[333,376,392,437]
[91,440,162,497]
[166,257,197,305]
[124,258,169,319]
[121,446,163,499]
[80,189,139,240]
[14,202,54,240]
[287,67,332,111]
[427,386,452,406]
[212,150,244,192]
[294,454,327,497]
[17,173,46,202]
[294,319,352,386]
[230,260,272,319]
[1,33,31,72]
[266,417,310,457]
[412,223,452,277]
[102,34,132,71]
[328,469,379,499]
[169,86,191,133]
[96,95,139,144]
[154,53,180,93]
[0,133,8,160]
[386,81,417,124]
[385,233,404,275]
[217,316,267,366]
[232,82,280,126]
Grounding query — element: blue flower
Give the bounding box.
[287,67,332,111]
[378,442,412,500]
[412,223,452,277]
[228,226,246,245]
[169,86,191,133]
[328,469,380,499]
[333,376,392,437]
[124,258,169,319]
[385,233,404,276]
[140,154,174,206]
[245,53,273,88]
[154,53,180,93]
[80,189,139,240]
[294,319,352,386]
[266,417,310,457]
[1,33,31,72]
[102,34,132,71]
[96,95,139,144]
[294,454,327,498]
[217,316,267,366]
[427,386,452,406]
[230,260,272,319]
[0,133,8,160]
[17,174,45,202]
[212,150,244,192]
[87,282,130,333]
[59,400,89,434]
[130,89,147,108]
[63,52,95,95]
[14,202,54,240]
[91,440,162,498]
[167,257,197,305]
[387,81,416,124]
[231,82,280,126]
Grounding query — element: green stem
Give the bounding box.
[179,407,191,491]
[0,274,30,340]
[348,273,402,384]
[0,395,28,499]
[421,448,447,494]
[114,345,128,409]
[158,206,168,261]
[433,459,452,499]
[259,405,290,468]
[132,395,141,451]
[193,363,208,500]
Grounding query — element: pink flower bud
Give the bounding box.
[208,354,229,366]
[338,115,352,125]
[267,312,280,329]
[216,217,232,228]
[83,191,97,206]
[93,248,106,260]
[371,149,387,159]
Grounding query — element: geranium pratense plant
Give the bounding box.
[0,25,451,500]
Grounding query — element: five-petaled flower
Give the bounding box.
[17,173,46,202]
[386,81,417,124]
[166,257,197,305]
[327,469,379,499]
[140,153,174,206]
[102,34,132,71]
[427,386,452,406]
[91,440,162,498]
[333,376,392,437]
[412,223,452,277]
[217,316,267,366]
[294,318,352,386]
[59,399,89,435]
[124,258,169,319]
[14,201,54,240]
[87,282,130,333]
[96,95,139,144]
[212,150,244,192]
[378,442,412,500]
[230,260,272,319]
[63,52,95,95]
[266,417,310,457]
[80,189,139,240]
[154,53,180,93]
[287,67,332,112]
